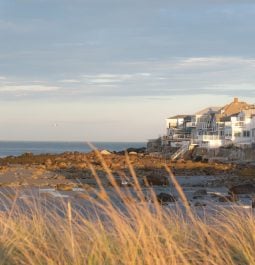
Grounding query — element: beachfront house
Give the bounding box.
[188,107,223,148]
[187,98,255,148]
[224,108,255,147]
[160,98,255,150]
[162,115,193,147]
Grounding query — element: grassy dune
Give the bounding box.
[0,153,254,265]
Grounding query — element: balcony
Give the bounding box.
[163,134,191,141]
[233,122,245,127]
[186,122,196,128]
[197,135,225,141]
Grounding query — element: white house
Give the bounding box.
[189,98,255,148]
[224,109,255,147]
[161,98,255,150]
[187,107,223,148]
[163,115,192,147]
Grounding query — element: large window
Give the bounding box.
[243,130,250,137]
[234,132,241,137]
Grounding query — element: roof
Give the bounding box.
[219,98,254,117]
[195,107,221,116]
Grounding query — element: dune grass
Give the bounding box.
[0,151,254,265]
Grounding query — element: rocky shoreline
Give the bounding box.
[0,150,254,211]
[0,150,254,188]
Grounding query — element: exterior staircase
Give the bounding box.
[171,142,191,161]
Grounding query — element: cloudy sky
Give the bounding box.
[1,0,255,141]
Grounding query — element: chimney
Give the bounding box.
[234,97,238,103]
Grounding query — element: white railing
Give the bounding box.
[233,122,245,127]
[186,122,196,127]
[163,135,191,140]
[197,135,224,141]
[171,142,190,160]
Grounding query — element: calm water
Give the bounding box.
[0,141,146,157]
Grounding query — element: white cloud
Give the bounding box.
[0,76,6,80]
[60,79,81,83]
[137,73,151,77]
[82,72,152,85]
[175,56,255,69]
[2,56,255,99]
[0,85,59,92]
[208,83,255,91]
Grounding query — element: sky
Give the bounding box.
[1,0,255,141]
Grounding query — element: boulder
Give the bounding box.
[194,201,206,207]
[101,150,111,155]
[157,192,176,204]
[108,178,132,187]
[143,175,169,186]
[210,192,239,202]
[193,189,207,197]
[252,198,255,208]
[229,184,255,194]
[44,159,52,167]
[58,162,68,169]
[218,195,238,202]
[56,183,74,191]
[126,147,146,154]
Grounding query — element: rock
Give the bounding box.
[218,195,238,202]
[157,192,176,204]
[126,147,146,154]
[193,189,207,197]
[229,184,255,194]
[252,197,255,208]
[56,183,74,191]
[45,159,52,167]
[129,151,138,155]
[194,201,206,207]
[101,150,111,155]
[203,168,214,175]
[58,162,68,169]
[108,178,132,187]
[194,156,203,162]
[143,175,169,186]
[76,163,87,169]
[56,175,66,180]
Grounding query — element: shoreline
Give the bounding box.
[0,150,254,187]
[0,151,254,215]
[0,142,146,158]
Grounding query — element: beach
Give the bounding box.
[0,150,254,211]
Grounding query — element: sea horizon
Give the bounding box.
[0,141,146,157]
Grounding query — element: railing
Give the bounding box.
[163,135,191,140]
[197,135,224,141]
[186,122,196,127]
[232,122,245,127]
[171,142,190,161]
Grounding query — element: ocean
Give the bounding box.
[0,141,146,157]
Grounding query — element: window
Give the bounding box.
[234,132,241,137]
[243,130,250,137]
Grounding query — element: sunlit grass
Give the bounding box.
[0,150,254,265]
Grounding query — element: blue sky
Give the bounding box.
[1,0,255,141]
